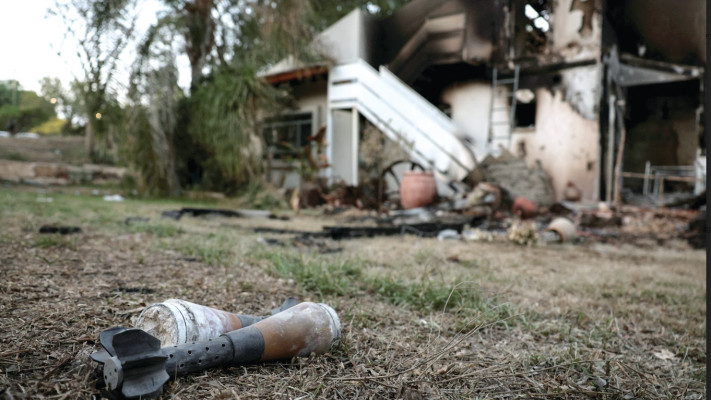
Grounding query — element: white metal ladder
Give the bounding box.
[487,65,520,149]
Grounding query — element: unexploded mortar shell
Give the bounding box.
[135,299,244,346]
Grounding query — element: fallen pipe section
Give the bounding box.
[91,302,341,399]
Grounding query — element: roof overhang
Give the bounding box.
[262,64,329,85]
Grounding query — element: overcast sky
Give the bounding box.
[0,0,190,94]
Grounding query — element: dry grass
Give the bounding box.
[0,186,705,399]
[0,136,89,165]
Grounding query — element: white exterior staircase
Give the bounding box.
[327,59,477,187]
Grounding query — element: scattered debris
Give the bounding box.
[549,202,575,215]
[466,149,556,208]
[462,228,495,242]
[162,208,288,221]
[160,210,183,220]
[389,207,437,225]
[563,181,582,202]
[652,348,677,361]
[163,207,241,219]
[91,302,340,399]
[257,236,287,247]
[506,220,539,246]
[113,287,155,294]
[298,182,327,209]
[579,207,622,228]
[237,209,287,219]
[38,225,81,235]
[684,206,706,249]
[580,213,622,228]
[253,227,323,236]
[124,217,149,225]
[512,197,538,219]
[437,229,460,241]
[102,194,124,202]
[594,376,608,389]
[546,217,578,243]
[323,222,466,240]
[292,236,343,254]
[455,182,501,215]
[257,235,342,253]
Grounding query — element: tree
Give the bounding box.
[0,81,19,133]
[159,0,252,89]
[0,84,56,134]
[124,0,320,193]
[125,23,183,196]
[163,0,215,89]
[50,0,138,160]
[32,118,66,135]
[39,77,77,134]
[309,0,412,30]
[0,81,17,108]
[181,0,320,192]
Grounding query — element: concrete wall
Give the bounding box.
[441,80,499,161]
[512,89,599,201]
[262,9,377,77]
[315,9,377,66]
[330,109,359,184]
[615,0,706,65]
[559,64,602,121]
[551,0,603,58]
[443,81,599,201]
[381,0,500,65]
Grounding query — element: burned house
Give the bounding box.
[261,0,705,206]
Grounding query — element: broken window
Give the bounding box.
[262,112,313,159]
[621,79,701,197]
[524,3,550,33]
[514,89,536,128]
[513,0,551,57]
[515,102,536,128]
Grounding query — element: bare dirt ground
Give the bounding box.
[0,186,705,399]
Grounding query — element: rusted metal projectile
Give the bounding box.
[91,302,340,399]
[135,298,298,346]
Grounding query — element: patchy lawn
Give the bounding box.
[0,186,705,399]
[0,136,89,165]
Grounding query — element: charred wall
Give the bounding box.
[513,88,599,201]
[600,1,705,197]
[622,79,702,192]
[604,0,706,65]
[379,0,504,67]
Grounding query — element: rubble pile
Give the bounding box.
[465,150,556,208]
